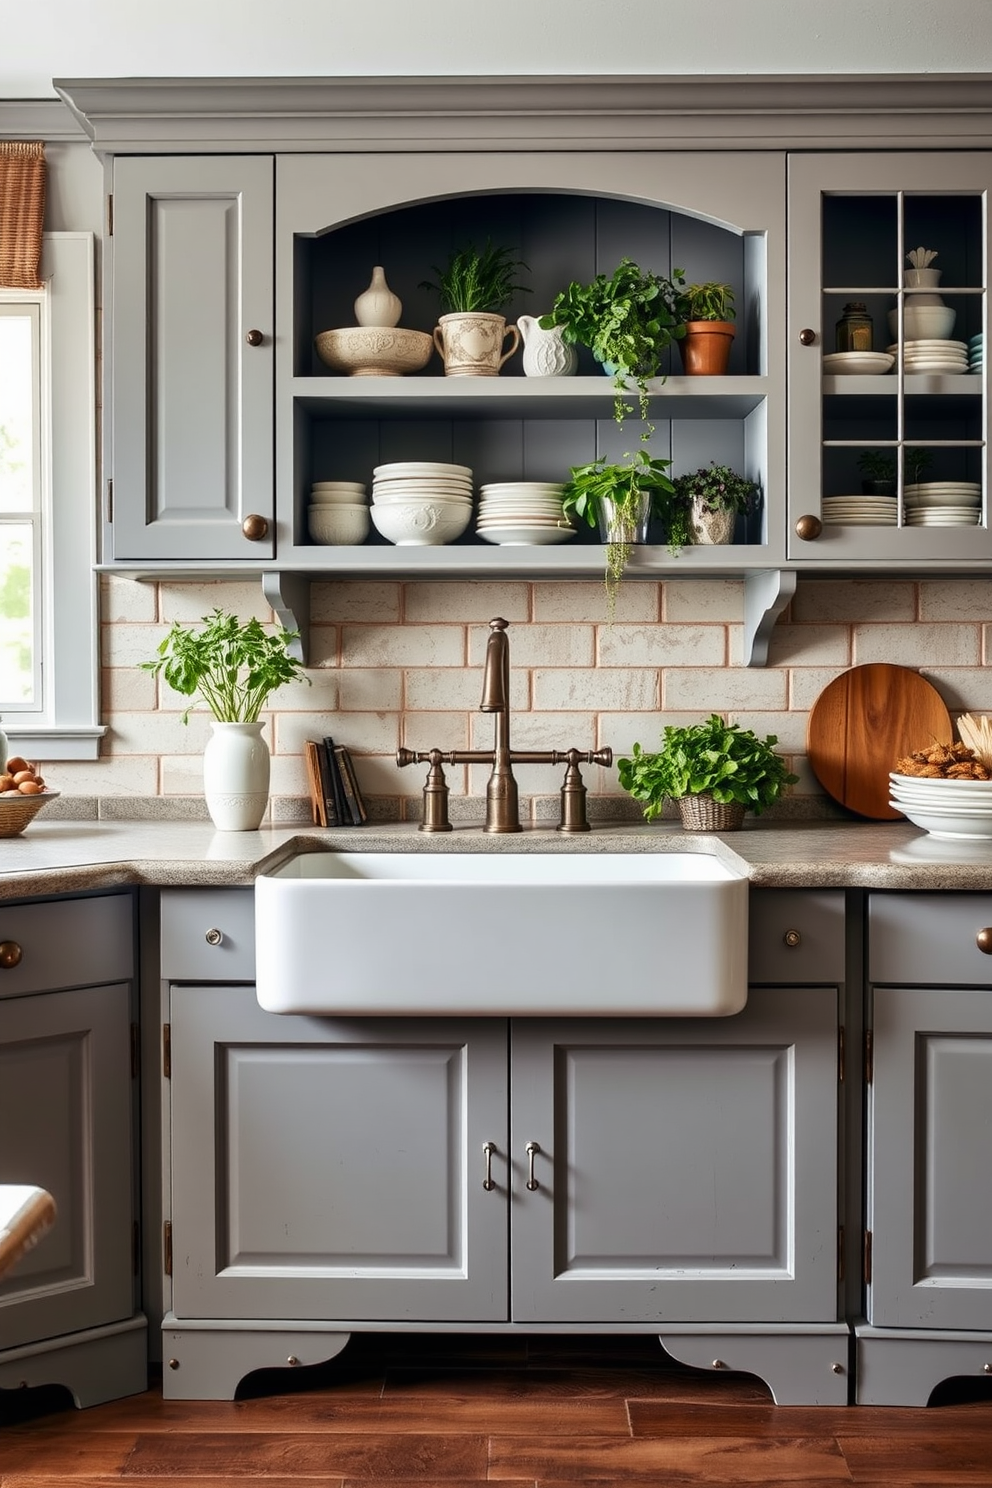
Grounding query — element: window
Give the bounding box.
[0,233,103,757]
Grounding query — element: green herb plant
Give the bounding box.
[675,281,736,323]
[617,714,798,821]
[856,448,933,486]
[141,609,310,724]
[561,449,678,614]
[670,463,759,540]
[419,240,530,315]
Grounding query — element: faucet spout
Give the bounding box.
[480,617,510,716]
[479,618,519,833]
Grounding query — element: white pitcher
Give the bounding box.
[517,314,578,377]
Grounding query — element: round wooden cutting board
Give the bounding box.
[806,663,953,820]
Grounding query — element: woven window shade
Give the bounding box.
[0,142,46,289]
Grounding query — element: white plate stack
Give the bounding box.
[890,771,992,839]
[369,461,474,546]
[821,351,895,376]
[821,495,897,526]
[308,480,370,544]
[886,339,969,375]
[475,482,575,546]
[904,481,981,527]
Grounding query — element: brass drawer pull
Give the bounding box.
[784,929,802,948]
[0,940,23,969]
[977,928,992,955]
[525,1141,540,1191]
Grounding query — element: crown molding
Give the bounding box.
[0,98,86,140]
[53,73,992,153]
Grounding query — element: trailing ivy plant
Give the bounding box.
[617,714,798,821]
[561,449,678,613]
[671,463,760,518]
[141,609,309,723]
[419,240,530,315]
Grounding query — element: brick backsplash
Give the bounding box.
[71,574,992,825]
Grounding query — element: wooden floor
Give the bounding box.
[2,1333,992,1486]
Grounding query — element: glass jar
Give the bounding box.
[836,302,874,353]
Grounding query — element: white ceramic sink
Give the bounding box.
[255,851,748,1017]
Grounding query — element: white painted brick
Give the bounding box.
[102,621,168,668]
[354,753,443,799]
[467,760,573,799]
[469,712,596,750]
[405,582,530,621]
[283,711,399,754]
[267,754,309,797]
[468,622,594,668]
[534,669,659,711]
[53,757,161,795]
[920,579,992,621]
[273,671,339,712]
[766,625,851,668]
[106,711,212,755]
[598,624,726,667]
[405,713,470,752]
[663,579,744,623]
[102,667,157,713]
[160,581,271,623]
[854,623,980,667]
[161,756,204,795]
[534,582,660,622]
[101,575,157,622]
[788,757,833,799]
[727,710,808,752]
[789,667,849,711]
[336,669,401,711]
[307,625,339,668]
[792,579,916,623]
[343,625,466,668]
[663,668,788,711]
[917,668,992,712]
[311,581,401,623]
[405,669,529,711]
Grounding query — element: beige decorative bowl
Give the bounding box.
[0,791,59,837]
[314,327,434,377]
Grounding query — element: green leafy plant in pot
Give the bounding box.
[675,281,736,376]
[561,449,678,615]
[670,463,760,546]
[141,609,310,831]
[420,239,530,376]
[617,714,798,832]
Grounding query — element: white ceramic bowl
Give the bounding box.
[370,500,472,546]
[314,326,434,376]
[887,305,957,341]
[309,490,370,506]
[307,503,371,545]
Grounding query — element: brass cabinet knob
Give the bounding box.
[799,328,817,346]
[976,928,992,955]
[0,940,23,969]
[795,514,823,542]
[241,514,269,541]
[783,929,802,949]
[245,329,264,347]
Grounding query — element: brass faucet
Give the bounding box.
[397,617,612,834]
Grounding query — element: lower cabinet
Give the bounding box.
[860,892,992,1404]
[0,893,146,1406]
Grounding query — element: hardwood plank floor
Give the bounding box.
[1,1334,990,1486]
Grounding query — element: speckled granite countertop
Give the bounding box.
[3,817,992,900]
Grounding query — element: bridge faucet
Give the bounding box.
[479,618,520,833]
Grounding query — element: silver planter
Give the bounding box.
[596,492,652,545]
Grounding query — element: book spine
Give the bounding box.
[303,740,326,825]
[334,744,368,825]
[322,737,348,826]
[316,740,341,826]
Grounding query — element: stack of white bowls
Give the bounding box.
[475,482,575,546]
[904,481,981,527]
[308,480,370,545]
[890,771,992,839]
[369,461,474,546]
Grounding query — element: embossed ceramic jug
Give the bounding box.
[433,312,519,377]
[517,314,578,377]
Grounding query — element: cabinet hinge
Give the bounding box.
[838,1025,845,1084]
[130,1021,139,1080]
[163,1022,171,1079]
[864,1028,874,1085]
[163,1220,172,1277]
[107,193,113,236]
[863,1228,873,1287]
[106,478,113,525]
[837,1224,845,1284]
[133,1220,141,1277]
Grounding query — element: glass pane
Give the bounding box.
[0,522,35,705]
[0,313,36,515]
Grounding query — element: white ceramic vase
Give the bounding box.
[517,314,579,376]
[203,721,270,831]
[353,266,402,328]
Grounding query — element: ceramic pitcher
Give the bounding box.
[517,314,579,377]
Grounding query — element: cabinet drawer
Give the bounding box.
[0,893,134,999]
[869,892,992,984]
[160,889,255,981]
[748,889,846,984]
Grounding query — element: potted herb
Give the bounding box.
[857,449,897,495]
[675,280,736,376]
[561,449,679,613]
[617,714,798,832]
[141,609,310,830]
[538,257,686,425]
[670,463,760,546]
[420,240,530,376]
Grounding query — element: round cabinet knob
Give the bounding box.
[976,928,992,955]
[245,329,264,347]
[241,514,269,542]
[795,514,823,542]
[0,940,22,969]
[799,328,817,346]
[783,929,802,949]
[205,928,224,947]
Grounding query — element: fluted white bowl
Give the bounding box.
[308,503,371,545]
[370,500,471,546]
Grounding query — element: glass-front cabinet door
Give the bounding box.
[788,153,988,565]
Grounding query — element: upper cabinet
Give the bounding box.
[788,153,989,566]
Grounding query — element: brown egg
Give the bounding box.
[5,756,29,774]
[0,775,14,792]
[17,780,43,794]
[12,770,37,785]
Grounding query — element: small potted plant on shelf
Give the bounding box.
[856,448,933,495]
[675,280,736,376]
[561,449,681,613]
[617,714,798,832]
[420,239,530,376]
[670,462,760,546]
[141,609,310,832]
[538,257,686,425]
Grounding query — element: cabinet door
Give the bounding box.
[788,152,990,565]
[510,990,839,1324]
[169,988,508,1321]
[111,156,274,560]
[0,984,135,1350]
[868,985,992,1331]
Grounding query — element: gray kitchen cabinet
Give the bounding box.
[788,153,990,567]
[859,892,992,1404]
[109,156,275,562]
[0,893,146,1407]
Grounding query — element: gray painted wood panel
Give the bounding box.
[0,893,134,999]
[869,891,992,986]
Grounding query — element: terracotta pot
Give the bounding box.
[679,320,735,376]
[433,312,520,377]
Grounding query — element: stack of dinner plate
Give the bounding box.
[821,494,897,526]
[970,332,984,375]
[475,482,576,546]
[904,481,981,526]
[890,771,992,839]
[886,340,969,375]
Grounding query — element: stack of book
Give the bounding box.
[303,738,368,826]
